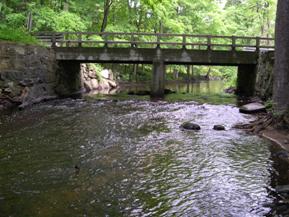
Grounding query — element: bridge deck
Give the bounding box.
[35,32,274,65]
[55,47,258,65]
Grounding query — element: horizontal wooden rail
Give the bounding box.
[34,32,275,51]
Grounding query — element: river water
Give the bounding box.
[0,81,281,216]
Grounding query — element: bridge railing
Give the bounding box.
[35,32,274,51]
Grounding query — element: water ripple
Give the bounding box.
[0,99,274,216]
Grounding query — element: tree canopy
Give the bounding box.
[0,0,277,37]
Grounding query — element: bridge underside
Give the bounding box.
[55,48,258,98]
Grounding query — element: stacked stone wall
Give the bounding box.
[0,41,57,109]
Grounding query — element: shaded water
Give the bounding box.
[0,95,277,216]
[92,81,236,105]
[120,80,225,95]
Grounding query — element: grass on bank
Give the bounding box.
[0,26,39,45]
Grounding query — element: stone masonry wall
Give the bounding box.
[255,51,275,100]
[0,41,57,109]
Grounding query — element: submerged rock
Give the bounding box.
[224,87,236,94]
[239,102,266,114]
[164,89,176,94]
[180,122,201,131]
[273,150,289,159]
[213,125,226,131]
[276,185,289,194]
[19,79,34,87]
[128,89,175,96]
[128,90,150,96]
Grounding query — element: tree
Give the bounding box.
[100,0,113,32]
[273,0,289,114]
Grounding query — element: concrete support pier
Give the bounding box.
[55,61,82,97]
[236,64,257,97]
[151,60,166,98]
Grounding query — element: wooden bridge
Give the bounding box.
[36,32,275,97]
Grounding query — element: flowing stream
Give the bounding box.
[0,81,281,217]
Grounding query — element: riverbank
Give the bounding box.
[262,128,289,151]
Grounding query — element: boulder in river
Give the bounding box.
[180,122,201,131]
[213,125,226,131]
[239,102,266,114]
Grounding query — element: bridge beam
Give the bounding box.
[151,59,166,98]
[236,64,257,97]
[55,61,82,97]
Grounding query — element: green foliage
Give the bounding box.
[32,7,87,32]
[265,99,273,109]
[88,63,104,80]
[5,13,26,28]
[54,11,87,32]
[0,0,277,35]
[32,7,58,31]
[0,26,39,44]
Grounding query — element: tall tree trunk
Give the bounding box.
[133,64,138,82]
[191,65,194,80]
[205,67,211,80]
[63,0,69,11]
[187,65,191,82]
[273,0,289,114]
[101,0,113,32]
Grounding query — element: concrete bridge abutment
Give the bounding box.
[236,64,257,97]
[151,59,166,98]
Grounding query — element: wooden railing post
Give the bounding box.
[65,33,70,47]
[78,33,82,47]
[207,35,212,51]
[156,34,160,48]
[103,33,108,48]
[51,32,56,48]
[231,36,236,51]
[182,35,186,49]
[131,33,136,48]
[256,37,260,52]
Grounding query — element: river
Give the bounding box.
[0,81,286,216]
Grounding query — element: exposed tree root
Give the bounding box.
[233,113,274,134]
[0,96,21,104]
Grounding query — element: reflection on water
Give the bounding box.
[0,98,275,216]
[93,80,226,96]
[166,80,225,95]
[90,81,235,105]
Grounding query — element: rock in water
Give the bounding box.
[276,185,289,194]
[239,102,266,114]
[164,89,176,94]
[213,125,225,131]
[224,87,236,94]
[180,122,201,131]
